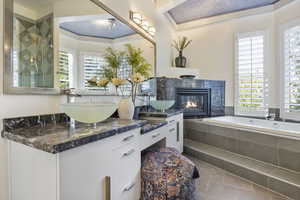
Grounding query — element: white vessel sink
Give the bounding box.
[61,102,117,124]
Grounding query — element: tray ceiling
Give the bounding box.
[168,0,280,24]
[60,17,136,39]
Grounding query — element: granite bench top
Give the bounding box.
[139,109,183,118]
[141,121,168,135]
[2,117,147,154]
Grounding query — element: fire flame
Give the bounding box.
[186,101,197,108]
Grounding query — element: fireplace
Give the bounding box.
[175,88,211,118]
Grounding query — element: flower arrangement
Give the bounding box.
[125,44,151,105]
[87,44,151,105]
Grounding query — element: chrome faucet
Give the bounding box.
[265,113,275,120]
[37,116,46,128]
[61,88,82,103]
[61,88,82,131]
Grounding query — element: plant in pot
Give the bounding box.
[172,36,192,68]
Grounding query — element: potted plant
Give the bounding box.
[172,36,192,68]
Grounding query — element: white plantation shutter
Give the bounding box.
[58,51,73,89]
[83,54,106,90]
[282,24,300,119]
[235,32,268,116]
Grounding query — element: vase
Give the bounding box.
[118,98,135,120]
[175,51,187,68]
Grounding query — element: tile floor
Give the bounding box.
[187,156,292,200]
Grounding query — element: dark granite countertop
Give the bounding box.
[2,118,147,154]
[139,109,183,118]
[141,121,168,135]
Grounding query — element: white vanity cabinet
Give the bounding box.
[8,113,183,200]
[8,129,141,200]
[166,114,184,153]
[141,113,184,153]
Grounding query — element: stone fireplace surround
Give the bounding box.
[144,77,225,118]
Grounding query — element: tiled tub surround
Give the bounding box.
[184,117,300,199]
[2,113,147,153]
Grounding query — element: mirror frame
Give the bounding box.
[3,0,157,95]
[3,0,60,95]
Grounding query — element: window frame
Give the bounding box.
[280,18,300,121]
[79,51,107,91]
[234,30,270,117]
[58,48,75,89]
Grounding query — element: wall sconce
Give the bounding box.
[131,12,142,24]
[148,26,156,36]
[130,11,156,37]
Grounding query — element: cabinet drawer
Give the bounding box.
[167,113,183,124]
[140,126,167,150]
[167,123,177,134]
[112,143,140,200]
[111,129,139,150]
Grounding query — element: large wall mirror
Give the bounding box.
[4,0,156,95]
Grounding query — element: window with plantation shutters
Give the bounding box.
[281,23,300,120]
[235,32,268,116]
[58,51,73,89]
[82,54,107,90]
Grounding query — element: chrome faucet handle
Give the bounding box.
[37,116,46,128]
[51,114,57,125]
[265,113,275,120]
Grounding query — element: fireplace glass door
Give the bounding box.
[176,88,211,118]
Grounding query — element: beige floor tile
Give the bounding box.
[186,155,292,200]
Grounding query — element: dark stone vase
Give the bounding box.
[175,51,187,68]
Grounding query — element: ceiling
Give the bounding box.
[59,15,136,39]
[14,0,61,11]
[168,0,280,24]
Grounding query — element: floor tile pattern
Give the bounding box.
[187,156,292,200]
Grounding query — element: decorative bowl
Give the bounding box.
[150,100,175,112]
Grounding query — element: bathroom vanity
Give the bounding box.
[2,112,183,200]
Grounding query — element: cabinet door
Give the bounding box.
[111,142,141,200]
[166,123,178,150]
[177,119,184,153]
[59,138,114,200]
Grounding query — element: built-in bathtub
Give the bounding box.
[184,116,300,199]
[184,116,300,173]
[203,116,300,140]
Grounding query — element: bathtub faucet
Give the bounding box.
[265,113,275,120]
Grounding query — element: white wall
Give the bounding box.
[0,2,64,200]
[175,1,300,107]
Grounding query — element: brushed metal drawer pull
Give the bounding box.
[122,135,135,142]
[105,176,111,200]
[123,149,135,157]
[123,182,136,192]
[152,133,160,138]
[169,128,176,132]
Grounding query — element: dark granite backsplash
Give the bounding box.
[3,113,69,133]
[146,77,225,117]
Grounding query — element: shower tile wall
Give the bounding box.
[14,14,54,88]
